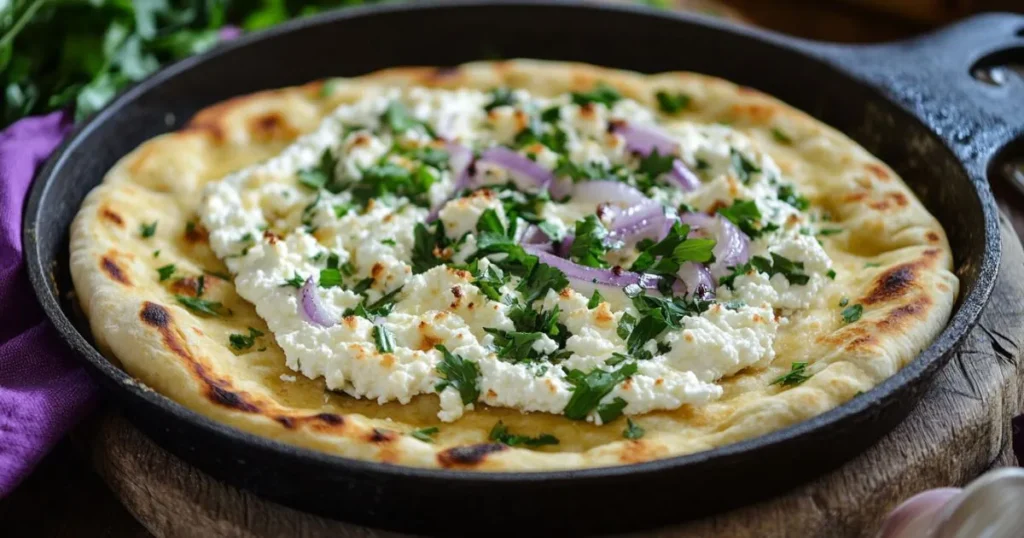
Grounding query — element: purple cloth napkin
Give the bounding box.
[0,111,98,497]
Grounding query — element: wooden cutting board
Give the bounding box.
[82,213,1024,538]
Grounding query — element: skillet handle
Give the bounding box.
[807,13,1024,180]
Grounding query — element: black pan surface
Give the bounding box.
[23,2,1023,535]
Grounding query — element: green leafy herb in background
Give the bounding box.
[0,0,394,127]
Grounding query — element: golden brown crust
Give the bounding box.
[69,60,957,471]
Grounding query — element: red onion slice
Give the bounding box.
[524,245,663,296]
[425,142,474,223]
[300,277,336,327]
[678,262,715,300]
[477,146,555,193]
[520,225,554,253]
[680,213,750,280]
[670,159,700,191]
[573,180,652,209]
[611,122,678,157]
[607,203,676,245]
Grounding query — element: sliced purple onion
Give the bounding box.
[679,213,750,280]
[611,122,678,157]
[573,180,652,209]
[524,245,663,296]
[669,159,700,191]
[477,146,555,193]
[520,225,554,253]
[607,203,676,245]
[425,142,474,223]
[300,277,336,327]
[678,262,715,300]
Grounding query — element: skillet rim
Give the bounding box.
[22,0,1001,484]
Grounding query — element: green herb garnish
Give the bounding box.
[282,272,305,289]
[771,361,811,387]
[140,221,157,238]
[655,90,690,114]
[156,264,175,282]
[489,421,559,447]
[730,148,761,184]
[175,295,222,316]
[623,418,645,440]
[771,127,793,144]
[570,82,621,107]
[373,324,395,354]
[410,427,439,443]
[568,215,617,268]
[842,304,864,323]
[563,362,638,420]
[435,345,480,405]
[229,327,264,351]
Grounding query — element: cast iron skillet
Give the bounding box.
[23,1,1023,535]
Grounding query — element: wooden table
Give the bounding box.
[2,1,1021,536]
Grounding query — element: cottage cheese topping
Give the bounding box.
[200,84,832,425]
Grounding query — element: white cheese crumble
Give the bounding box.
[199,85,832,424]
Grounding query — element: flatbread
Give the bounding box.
[69,60,957,470]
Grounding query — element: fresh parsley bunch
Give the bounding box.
[0,0,392,127]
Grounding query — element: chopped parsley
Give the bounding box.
[636,148,676,178]
[597,396,628,423]
[865,262,881,268]
[410,147,449,169]
[515,262,569,305]
[842,303,864,323]
[410,427,439,443]
[471,262,508,302]
[771,127,793,144]
[175,295,222,316]
[319,268,343,288]
[381,238,397,246]
[827,269,837,280]
[195,274,206,297]
[587,290,604,309]
[484,87,516,111]
[435,345,480,405]
[156,264,175,282]
[515,120,569,154]
[563,362,638,420]
[629,223,715,279]
[373,324,395,354]
[333,203,353,219]
[623,418,645,440]
[229,327,264,351]
[411,222,450,274]
[140,221,157,238]
[729,148,761,184]
[778,184,810,211]
[344,286,404,319]
[282,272,305,289]
[771,361,811,387]
[570,82,621,107]
[382,100,431,135]
[720,253,810,289]
[489,421,559,447]
[569,215,617,268]
[297,149,338,190]
[818,228,844,236]
[537,221,564,242]
[655,90,690,114]
[717,199,768,238]
[839,297,849,307]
